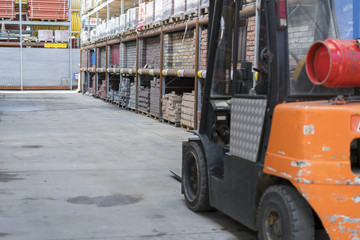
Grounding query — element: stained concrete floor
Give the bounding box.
[0,91,257,240]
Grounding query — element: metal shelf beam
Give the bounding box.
[81,0,117,21]
[0,20,71,26]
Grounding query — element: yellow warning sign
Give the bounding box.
[44,43,67,48]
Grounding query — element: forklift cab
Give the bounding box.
[182,0,360,239]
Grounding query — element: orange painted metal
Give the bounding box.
[264,101,360,239]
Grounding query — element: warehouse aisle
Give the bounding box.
[0,91,256,240]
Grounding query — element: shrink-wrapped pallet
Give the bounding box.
[115,17,120,34]
[120,13,126,32]
[200,0,209,8]
[138,2,146,28]
[128,7,139,30]
[186,0,199,14]
[126,10,131,29]
[162,0,174,20]
[81,32,88,44]
[38,30,53,42]
[154,0,162,24]
[55,30,69,42]
[173,0,186,17]
[146,1,155,25]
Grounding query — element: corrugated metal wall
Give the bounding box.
[0,48,80,87]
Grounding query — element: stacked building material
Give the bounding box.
[0,0,15,19]
[28,0,69,21]
[38,30,53,42]
[87,75,97,95]
[120,13,127,32]
[162,0,174,20]
[128,7,138,29]
[162,92,182,123]
[150,77,160,116]
[138,86,150,112]
[55,30,69,42]
[145,1,155,25]
[137,2,146,28]
[186,0,199,14]
[111,45,120,68]
[107,89,120,102]
[100,48,106,68]
[118,78,131,106]
[173,0,185,17]
[128,83,136,109]
[97,79,107,99]
[125,41,137,68]
[181,91,195,128]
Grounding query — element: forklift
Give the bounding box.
[181,0,360,239]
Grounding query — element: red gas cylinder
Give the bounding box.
[306,39,360,88]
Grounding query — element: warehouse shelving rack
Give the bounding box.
[0,0,81,91]
[80,0,212,130]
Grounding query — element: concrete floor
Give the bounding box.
[0,91,257,240]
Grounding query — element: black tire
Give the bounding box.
[182,141,212,212]
[257,185,315,240]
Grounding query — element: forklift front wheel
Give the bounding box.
[182,141,212,212]
[257,185,315,240]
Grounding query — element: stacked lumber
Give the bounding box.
[28,0,69,20]
[150,77,160,116]
[181,91,195,128]
[162,92,182,123]
[139,86,150,112]
[0,0,15,19]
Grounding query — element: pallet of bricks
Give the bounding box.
[138,86,150,113]
[118,78,131,106]
[162,92,182,125]
[149,77,160,118]
[181,91,195,129]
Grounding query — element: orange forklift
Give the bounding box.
[181,0,360,239]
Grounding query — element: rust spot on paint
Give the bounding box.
[291,161,311,167]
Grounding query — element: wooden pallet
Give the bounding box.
[181,123,195,130]
[185,11,198,20]
[162,119,180,127]
[200,7,209,15]
[138,109,149,116]
[126,107,136,112]
[148,113,160,120]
